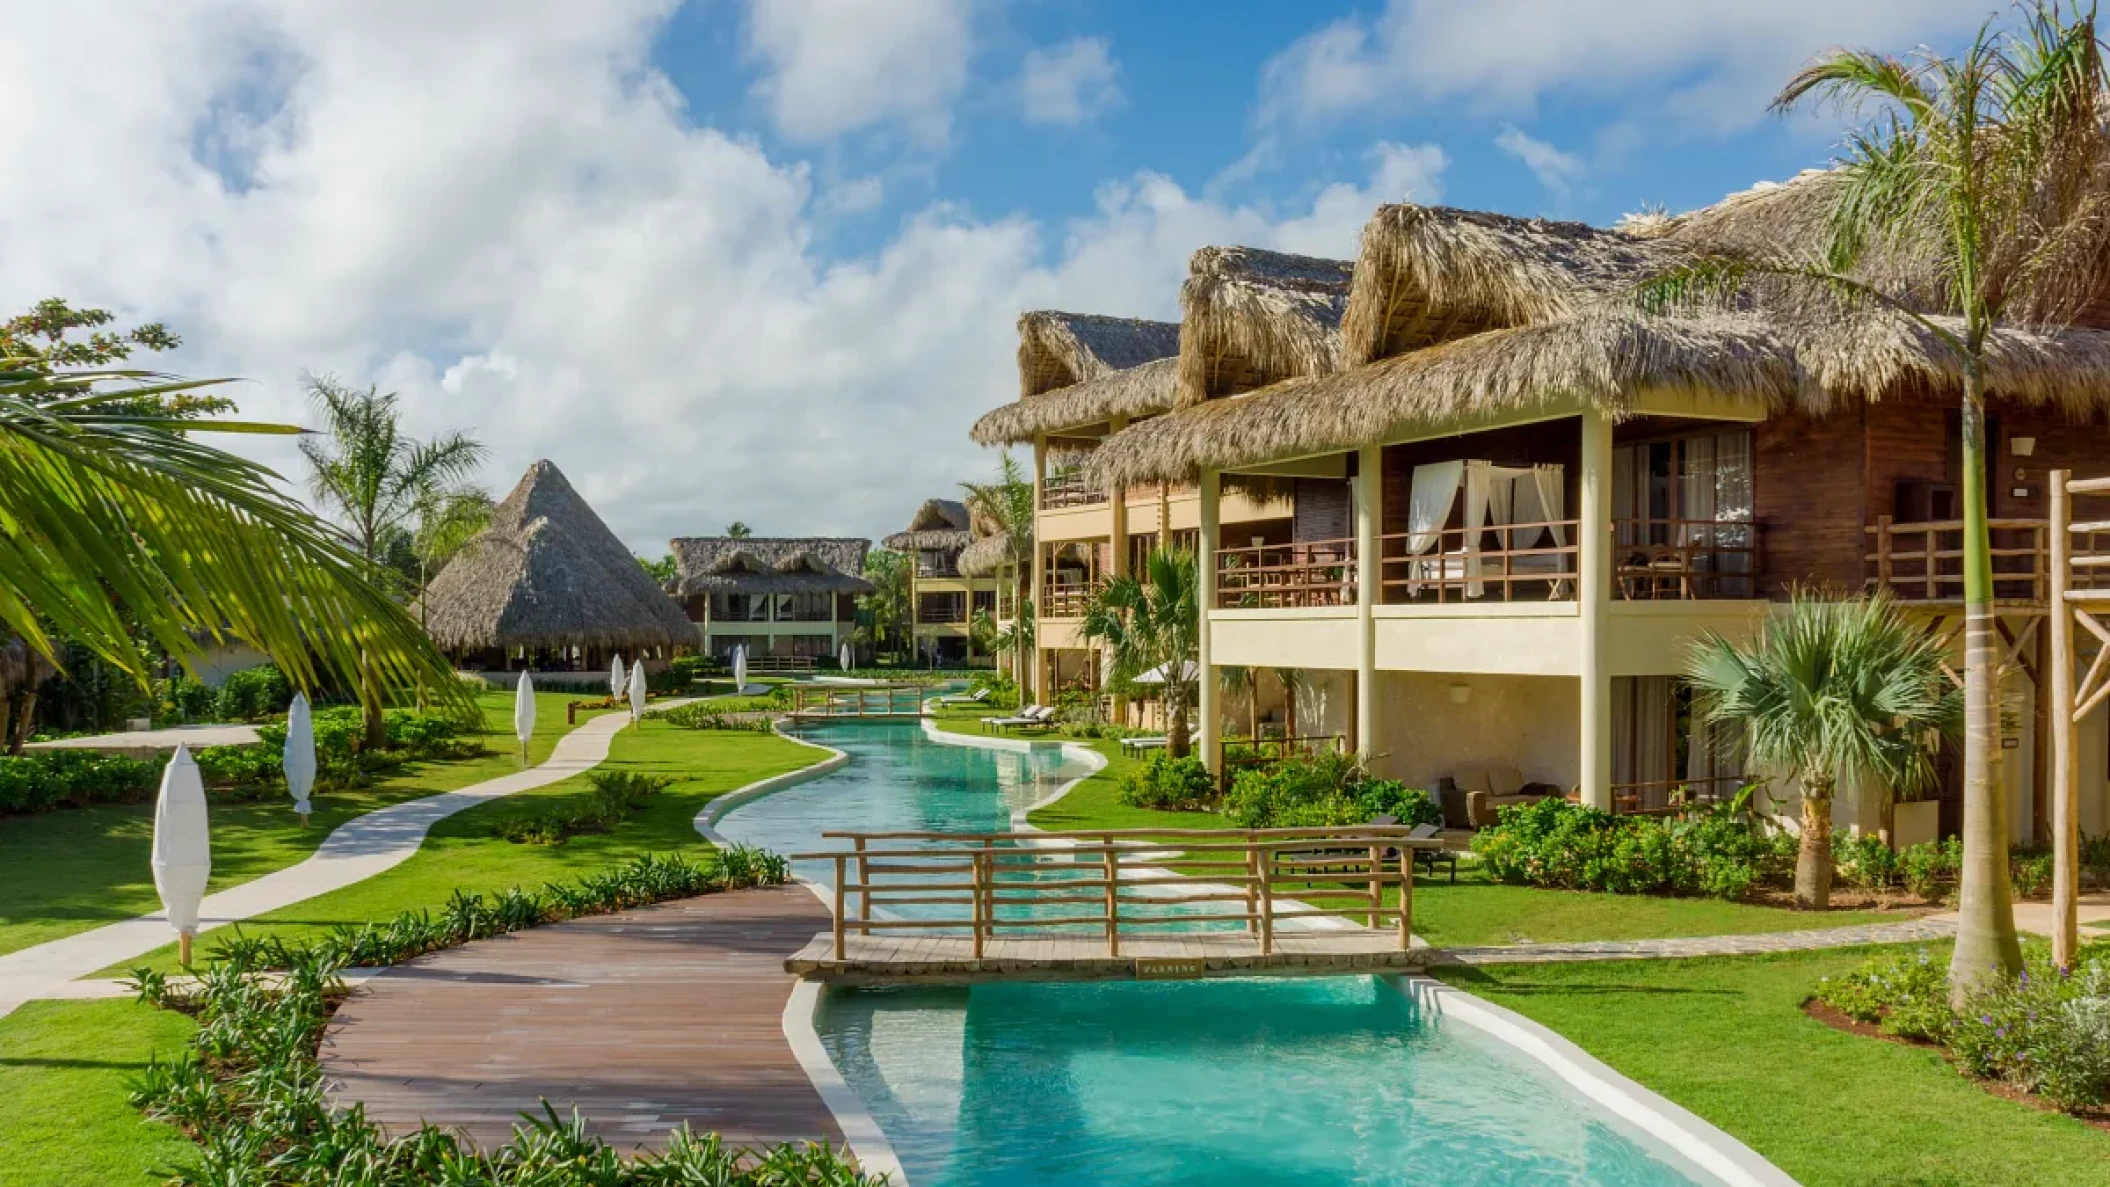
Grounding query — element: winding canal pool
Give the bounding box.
[711,721,1722,1186]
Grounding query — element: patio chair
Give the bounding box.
[986,705,1057,732]
[1118,735,1169,755]
[937,687,990,707]
[1405,821,1457,883]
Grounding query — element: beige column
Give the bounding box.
[1355,446,1381,762]
[1109,417,1130,723]
[2049,469,2079,967]
[1578,410,1614,810]
[1031,433,1049,702]
[1199,469,1221,772]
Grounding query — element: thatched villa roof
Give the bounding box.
[1175,246,1353,408]
[971,356,1178,445]
[669,537,873,596]
[419,460,694,653]
[1016,311,1183,398]
[884,498,973,552]
[957,533,1014,578]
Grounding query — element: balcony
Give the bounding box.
[1864,517,2110,603]
[1216,538,1356,609]
[1041,578,1105,620]
[1041,472,1108,510]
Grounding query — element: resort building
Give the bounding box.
[669,536,871,668]
[884,499,1001,666]
[971,254,1350,703]
[419,459,695,683]
[1070,180,2110,843]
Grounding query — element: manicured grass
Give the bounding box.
[0,691,603,957]
[1433,945,2110,1186]
[113,717,821,974]
[0,998,197,1187]
[929,712,1904,947]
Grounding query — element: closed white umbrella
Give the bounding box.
[151,744,211,967]
[733,645,748,694]
[1133,660,1201,685]
[609,654,626,700]
[514,670,536,764]
[627,656,648,723]
[283,692,316,827]
[839,641,853,672]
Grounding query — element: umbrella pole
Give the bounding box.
[178,931,193,967]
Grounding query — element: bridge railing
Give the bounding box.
[788,684,928,717]
[791,826,1447,961]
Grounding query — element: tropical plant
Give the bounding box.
[725,520,752,538]
[1081,547,1199,756]
[0,353,471,727]
[412,487,494,599]
[1685,592,1959,909]
[1218,666,1309,740]
[856,547,913,663]
[1643,1,2110,987]
[636,551,677,584]
[961,451,1036,684]
[298,374,487,746]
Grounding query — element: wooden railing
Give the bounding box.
[794,825,1442,960]
[1041,473,1108,510]
[917,601,969,624]
[1863,517,2110,602]
[1041,578,1103,619]
[1607,774,1754,817]
[1219,734,1347,792]
[789,684,926,717]
[1612,518,1762,600]
[745,654,815,673]
[1214,538,1355,609]
[1376,520,1579,603]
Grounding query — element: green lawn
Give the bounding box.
[0,998,198,1187]
[0,691,606,957]
[1434,945,2110,1186]
[928,712,1905,947]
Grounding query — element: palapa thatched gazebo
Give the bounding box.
[419,460,695,672]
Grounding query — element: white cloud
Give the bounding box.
[1260,0,1999,135]
[0,1,1437,553]
[744,0,975,143]
[1493,124,1584,196]
[1019,37,1122,126]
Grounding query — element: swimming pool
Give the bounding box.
[711,722,1734,1186]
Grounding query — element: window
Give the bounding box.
[1612,427,1756,596]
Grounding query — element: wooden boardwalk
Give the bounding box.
[786,927,1429,985]
[320,884,842,1154]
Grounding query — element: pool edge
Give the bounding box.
[1393,975,1799,1187]
[782,979,912,1185]
[913,718,1106,828]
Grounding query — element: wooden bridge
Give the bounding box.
[785,825,1444,984]
[786,684,927,720]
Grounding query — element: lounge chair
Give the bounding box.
[937,688,990,707]
[1118,735,1169,755]
[1405,821,1457,883]
[984,705,1057,732]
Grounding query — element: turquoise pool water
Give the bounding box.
[713,723,1712,1186]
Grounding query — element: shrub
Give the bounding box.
[211,665,291,722]
[1223,752,1441,830]
[970,671,1020,710]
[1471,796,1791,901]
[1118,753,1216,810]
[493,770,672,845]
[1900,837,1962,900]
[157,675,218,725]
[1834,831,1901,889]
[1953,958,2110,1111]
[1813,948,1956,1041]
[652,699,780,730]
[0,750,159,813]
[2012,851,2054,899]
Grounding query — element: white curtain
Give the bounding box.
[1635,676,1675,806]
[1680,435,1717,548]
[1405,461,1465,555]
[1612,445,1638,546]
[1462,462,1510,597]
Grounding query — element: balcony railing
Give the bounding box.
[1041,578,1104,619]
[1215,538,1356,609]
[1041,473,1108,510]
[1376,520,1580,604]
[917,602,969,624]
[1864,517,2110,602]
[1611,519,1761,601]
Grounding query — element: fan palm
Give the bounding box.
[1081,547,1199,757]
[1640,2,2110,988]
[0,363,471,721]
[961,451,1036,685]
[1687,593,1959,910]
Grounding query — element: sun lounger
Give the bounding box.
[1405,821,1457,883]
[1118,735,1169,755]
[983,705,1057,732]
[938,688,990,706]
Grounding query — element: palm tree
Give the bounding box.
[1687,592,1959,910]
[725,521,753,539]
[1081,547,1200,757]
[857,548,913,663]
[0,363,471,724]
[962,452,1037,685]
[412,489,494,610]
[1642,3,2110,988]
[299,375,486,746]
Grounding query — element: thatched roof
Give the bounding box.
[957,533,1015,578]
[884,498,973,552]
[1175,246,1353,408]
[1341,204,1684,367]
[419,460,694,652]
[1016,311,1182,398]
[1087,301,2110,489]
[669,537,873,596]
[971,356,1178,445]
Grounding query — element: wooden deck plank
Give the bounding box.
[786,924,1427,985]
[322,885,839,1154]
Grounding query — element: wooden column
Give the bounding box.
[1355,446,1381,762]
[1031,433,1049,703]
[1199,468,1222,774]
[2049,468,2079,968]
[1578,410,1614,810]
[1109,417,1130,723]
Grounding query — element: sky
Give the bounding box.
[0,0,2007,556]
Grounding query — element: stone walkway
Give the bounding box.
[1434,917,1958,966]
[0,703,687,1020]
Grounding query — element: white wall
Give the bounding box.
[1371,671,1579,791]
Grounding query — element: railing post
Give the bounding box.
[1924,525,1937,600]
[2050,471,2079,970]
[972,849,988,960]
[1366,841,1382,928]
[1102,834,1120,957]
[854,837,870,935]
[832,854,846,961]
[1243,831,1258,934]
[1398,847,1414,952]
[1258,844,1275,956]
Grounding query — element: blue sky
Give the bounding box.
[0,1,2001,548]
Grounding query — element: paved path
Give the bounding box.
[0,705,681,1020]
[321,883,841,1153]
[1928,892,2110,941]
[28,722,262,754]
[1433,917,1958,966]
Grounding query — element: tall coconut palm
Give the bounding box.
[0,363,471,723]
[962,452,1037,686]
[299,375,486,746]
[725,521,753,539]
[1082,547,1200,757]
[1642,3,2110,990]
[1687,592,1959,910]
